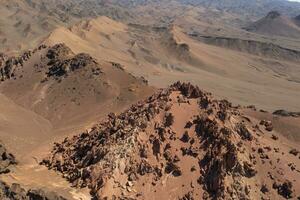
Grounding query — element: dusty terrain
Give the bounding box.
[39,16,300,111]
[0,0,300,199]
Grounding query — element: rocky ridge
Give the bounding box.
[0,43,102,83]
[42,82,300,199]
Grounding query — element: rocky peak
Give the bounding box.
[41,83,228,198]
[42,82,300,199]
[46,43,73,61]
[46,46,101,78]
[266,11,281,19]
[0,50,33,81]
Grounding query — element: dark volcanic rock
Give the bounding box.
[0,143,17,174]
[0,53,28,81]
[0,181,67,200]
[236,123,253,141]
[27,188,67,200]
[260,120,273,132]
[273,181,294,199]
[273,110,300,117]
[46,43,72,61]
[0,45,46,82]
[47,52,100,78]
[266,11,281,19]
[170,82,203,98]
[164,113,174,127]
[289,149,299,156]
[45,43,101,78]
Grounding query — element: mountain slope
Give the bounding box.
[0,42,154,130]
[0,42,155,200]
[43,82,300,199]
[0,0,75,53]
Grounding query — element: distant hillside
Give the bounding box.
[178,0,300,19]
[245,11,300,38]
[0,0,134,52]
[2,0,300,52]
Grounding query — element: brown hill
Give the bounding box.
[0,43,154,130]
[43,82,300,199]
[245,11,300,39]
[0,42,154,199]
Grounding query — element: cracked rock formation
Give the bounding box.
[0,181,67,200]
[0,142,16,174]
[42,82,300,199]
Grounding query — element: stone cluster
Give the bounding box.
[42,82,300,199]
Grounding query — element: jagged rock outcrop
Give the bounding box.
[46,44,102,78]
[0,181,67,200]
[273,110,300,117]
[0,52,30,81]
[42,82,300,199]
[0,43,101,82]
[46,43,72,61]
[0,45,47,82]
[0,142,16,174]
